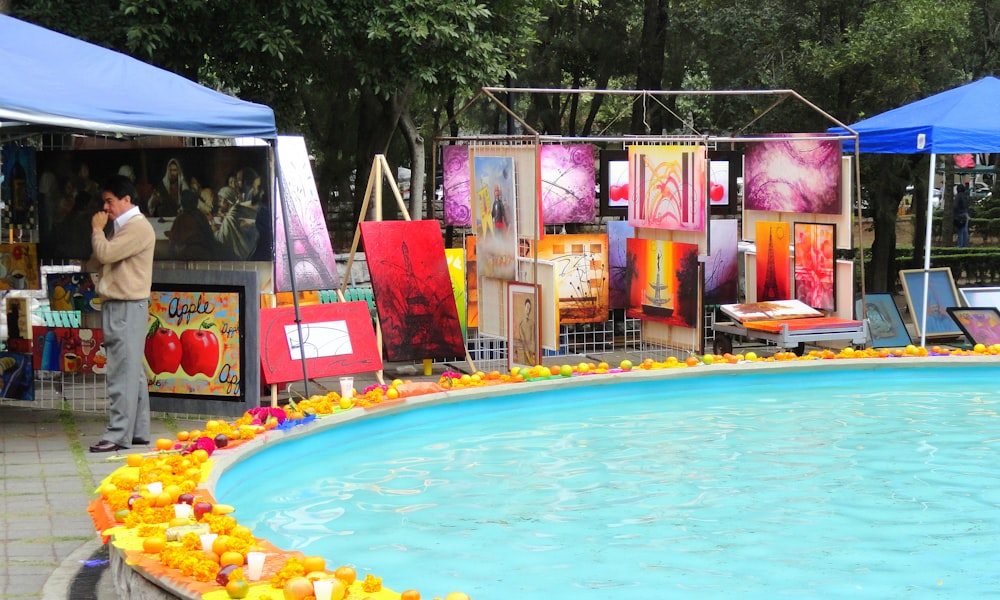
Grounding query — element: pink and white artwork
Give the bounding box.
[540,144,596,224]
[442,145,472,226]
[744,136,842,215]
[628,145,707,231]
[705,219,739,306]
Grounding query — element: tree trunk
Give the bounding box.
[630,0,669,134]
[398,106,424,220]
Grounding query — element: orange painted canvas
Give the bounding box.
[628,145,707,231]
[793,222,836,311]
[755,221,791,302]
[533,233,608,324]
[625,238,700,328]
[466,235,478,328]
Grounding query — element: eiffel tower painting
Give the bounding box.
[761,227,780,300]
[757,221,789,302]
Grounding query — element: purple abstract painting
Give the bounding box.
[540,144,597,224]
[442,145,472,226]
[744,136,843,215]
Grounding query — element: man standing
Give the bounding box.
[954,183,971,248]
[88,175,156,453]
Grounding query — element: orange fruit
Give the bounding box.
[684,356,699,367]
[401,590,421,600]
[212,534,232,556]
[333,565,356,585]
[163,484,182,502]
[99,483,118,499]
[190,449,209,464]
[155,438,174,451]
[126,454,145,468]
[142,535,167,554]
[385,388,400,400]
[152,492,172,507]
[203,550,220,564]
[219,551,244,568]
[176,431,191,442]
[225,578,250,599]
[302,555,326,574]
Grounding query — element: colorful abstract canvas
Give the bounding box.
[540,144,596,224]
[445,248,468,341]
[744,136,842,214]
[607,220,636,309]
[533,233,608,324]
[442,145,472,226]
[947,307,1000,345]
[471,155,518,280]
[0,351,33,401]
[793,222,836,311]
[625,238,700,328]
[273,135,340,292]
[755,221,791,302]
[705,219,739,306]
[47,272,99,312]
[259,302,381,384]
[465,235,479,328]
[33,326,105,374]
[360,220,466,361]
[899,267,963,339]
[628,145,707,231]
[0,243,40,290]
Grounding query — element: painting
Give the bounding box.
[704,219,739,306]
[36,145,272,261]
[360,220,467,361]
[442,144,472,226]
[625,238,700,328]
[0,243,40,290]
[856,293,910,348]
[539,144,596,223]
[607,220,636,309]
[899,267,963,339]
[947,307,1000,346]
[532,233,609,324]
[507,282,540,369]
[260,302,381,385]
[445,248,468,341]
[518,258,559,350]
[599,149,629,217]
[465,235,479,328]
[0,351,33,401]
[959,287,1000,309]
[744,136,842,214]
[47,272,99,312]
[793,222,836,311]
[33,326,105,374]
[628,145,707,231]
[478,276,506,337]
[708,150,740,213]
[471,155,519,280]
[273,135,340,292]
[755,221,791,302]
[1,144,37,235]
[719,299,822,323]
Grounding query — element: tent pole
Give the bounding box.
[271,138,312,399]
[920,153,935,348]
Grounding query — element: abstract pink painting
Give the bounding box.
[540,144,596,224]
[442,145,472,226]
[628,145,707,231]
[744,136,842,215]
[793,222,836,311]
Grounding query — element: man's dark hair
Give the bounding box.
[102,174,137,203]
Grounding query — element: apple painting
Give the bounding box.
[180,320,221,377]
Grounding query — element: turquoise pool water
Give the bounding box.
[217,364,1000,598]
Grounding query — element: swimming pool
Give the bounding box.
[216,362,1000,598]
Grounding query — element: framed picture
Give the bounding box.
[147,269,259,417]
[959,286,1000,309]
[793,222,836,311]
[708,150,740,215]
[947,307,1000,346]
[507,282,540,370]
[855,293,910,348]
[899,267,963,339]
[599,149,628,216]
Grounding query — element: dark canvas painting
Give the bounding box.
[360,220,466,361]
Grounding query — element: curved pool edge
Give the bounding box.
[112,355,1000,599]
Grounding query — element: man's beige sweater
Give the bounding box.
[89,215,156,301]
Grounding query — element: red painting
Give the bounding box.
[33,326,105,374]
[259,302,381,385]
[360,220,467,361]
[793,222,836,311]
[625,238,700,328]
[755,221,791,302]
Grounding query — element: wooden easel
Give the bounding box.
[343,154,477,377]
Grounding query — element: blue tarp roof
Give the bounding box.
[828,76,1000,154]
[0,14,276,139]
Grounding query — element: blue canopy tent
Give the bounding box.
[828,76,1000,346]
[0,15,325,401]
[0,14,276,138]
